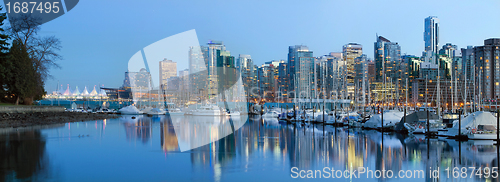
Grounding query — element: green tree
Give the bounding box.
[6,15,59,104]
[8,40,38,105]
[0,6,11,102]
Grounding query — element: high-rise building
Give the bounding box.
[238,54,257,100]
[424,16,439,63]
[354,54,369,104]
[343,43,363,97]
[258,63,276,101]
[374,35,403,100]
[474,38,500,101]
[321,53,343,99]
[277,61,288,100]
[178,69,189,92]
[461,46,474,81]
[207,41,226,100]
[188,46,208,97]
[288,45,314,98]
[159,59,177,89]
[367,60,375,83]
[439,43,458,58]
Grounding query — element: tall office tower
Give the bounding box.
[424,16,439,63]
[277,61,288,100]
[343,43,362,98]
[461,46,474,81]
[367,60,375,83]
[404,55,422,100]
[354,54,368,102]
[474,38,500,100]
[252,65,259,101]
[322,53,343,99]
[178,69,189,92]
[216,49,237,101]
[354,54,368,87]
[207,40,226,100]
[439,43,458,58]
[188,46,208,97]
[258,62,276,101]
[238,54,256,100]
[287,45,314,98]
[159,58,177,89]
[267,60,284,99]
[374,35,402,100]
[343,43,363,81]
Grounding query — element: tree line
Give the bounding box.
[0,6,61,105]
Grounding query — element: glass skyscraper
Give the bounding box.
[424,16,439,63]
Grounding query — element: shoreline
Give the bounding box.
[0,111,121,128]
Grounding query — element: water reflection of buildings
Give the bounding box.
[160,120,178,151]
[159,115,500,182]
[122,117,152,144]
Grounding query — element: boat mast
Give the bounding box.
[464,59,467,115]
[437,58,440,116]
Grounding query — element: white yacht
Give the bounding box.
[226,111,241,116]
[446,111,498,140]
[262,110,280,118]
[119,105,144,115]
[193,105,223,116]
[166,108,185,115]
[146,108,166,115]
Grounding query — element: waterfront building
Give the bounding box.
[411,78,474,109]
[404,55,422,100]
[473,38,500,101]
[188,46,208,98]
[238,54,257,101]
[374,35,403,101]
[319,53,343,99]
[287,45,314,99]
[166,76,180,90]
[216,49,238,102]
[423,16,439,63]
[277,61,288,101]
[437,54,453,79]
[354,54,369,106]
[439,43,458,58]
[258,63,276,102]
[207,41,226,100]
[178,69,190,101]
[343,43,362,98]
[461,46,474,81]
[367,60,375,83]
[419,62,441,79]
[159,59,177,89]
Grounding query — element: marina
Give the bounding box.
[1,115,500,181]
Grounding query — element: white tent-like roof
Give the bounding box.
[89,86,98,96]
[99,90,107,97]
[57,85,65,95]
[81,86,90,96]
[63,85,72,96]
[72,86,81,96]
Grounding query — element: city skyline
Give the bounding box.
[12,0,497,92]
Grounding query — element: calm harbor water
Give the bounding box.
[1,115,499,182]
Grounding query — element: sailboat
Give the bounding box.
[446,111,498,139]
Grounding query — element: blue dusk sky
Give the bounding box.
[1,0,499,92]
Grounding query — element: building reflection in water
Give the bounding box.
[160,118,178,152]
[156,115,500,181]
[121,115,152,144]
